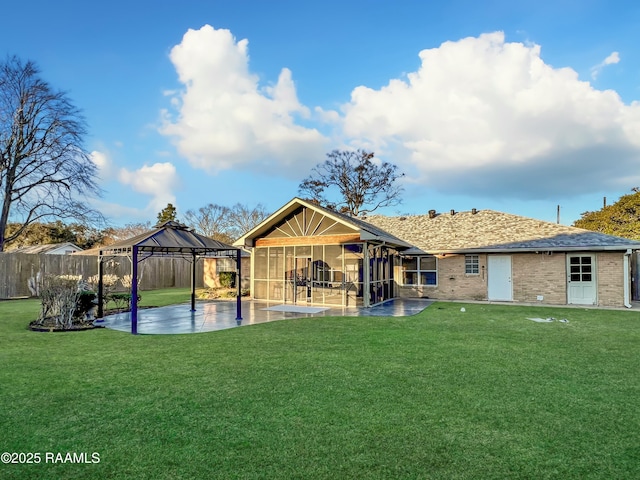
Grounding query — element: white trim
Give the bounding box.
[624,249,632,308]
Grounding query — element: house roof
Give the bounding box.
[365,209,640,254]
[10,242,83,254]
[234,197,412,249]
[96,221,239,258]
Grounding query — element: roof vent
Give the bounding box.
[471,208,478,215]
[428,209,436,219]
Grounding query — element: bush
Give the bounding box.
[107,292,142,311]
[75,290,97,319]
[197,287,250,300]
[219,271,236,288]
[36,276,97,329]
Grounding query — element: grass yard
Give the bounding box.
[1,289,639,479]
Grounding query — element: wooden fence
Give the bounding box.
[0,252,205,299]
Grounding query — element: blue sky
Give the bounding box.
[2,0,640,227]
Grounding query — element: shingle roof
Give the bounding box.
[365,209,640,254]
[11,242,83,254]
[304,199,413,248]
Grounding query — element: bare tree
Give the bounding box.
[103,222,153,244]
[228,203,270,239]
[298,149,404,217]
[183,203,234,243]
[0,56,102,251]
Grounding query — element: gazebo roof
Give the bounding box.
[99,220,239,257]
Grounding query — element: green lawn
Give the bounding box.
[1,289,639,479]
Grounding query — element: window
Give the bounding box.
[465,255,479,274]
[401,256,437,286]
[569,256,593,282]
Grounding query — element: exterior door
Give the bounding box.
[488,255,512,301]
[567,255,596,305]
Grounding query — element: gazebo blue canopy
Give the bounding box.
[97,221,242,334]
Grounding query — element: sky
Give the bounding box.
[2,0,640,227]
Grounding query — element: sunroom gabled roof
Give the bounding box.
[234,197,412,249]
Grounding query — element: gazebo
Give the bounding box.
[97,221,242,334]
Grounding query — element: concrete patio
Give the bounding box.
[97,298,434,334]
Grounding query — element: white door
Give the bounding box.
[567,255,597,305]
[488,255,512,301]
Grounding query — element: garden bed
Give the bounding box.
[28,317,104,332]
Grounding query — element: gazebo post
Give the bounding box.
[236,248,243,321]
[190,251,197,312]
[131,246,139,335]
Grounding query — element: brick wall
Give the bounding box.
[396,254,488,301]
[511,253,566,304]
[596,252,624,307]
[396,251,629,307]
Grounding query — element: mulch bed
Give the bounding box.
[28,306,158,332]
[29,318,104,332]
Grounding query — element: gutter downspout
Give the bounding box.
[624,249,632,308]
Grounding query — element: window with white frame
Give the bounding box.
[401,256,437,285]
[465,255,479,274]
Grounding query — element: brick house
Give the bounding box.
[235,198,640,308]
[367,209,640,307]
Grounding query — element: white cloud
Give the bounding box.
[340,33,640,200]
[604,51,621,65]
[90,150,114,180]
[88,198,155,222]
[591,51,620,79]
[118,162,180,213]
[160,25,327,176]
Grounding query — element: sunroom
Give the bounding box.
[234,198,412,307]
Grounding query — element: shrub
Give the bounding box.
[107,292,142,311]
[219,271,236,288]
[37,276,97,329]
[76,290,98,319]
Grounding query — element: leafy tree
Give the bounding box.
[156,203,177,224]
[0,56,102,251]
[4,221,69,249]
[573,190,640,240]
[4,220,106,250]
[66,222,110,249]
[298,149,404,217]
[183,203,234,243]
